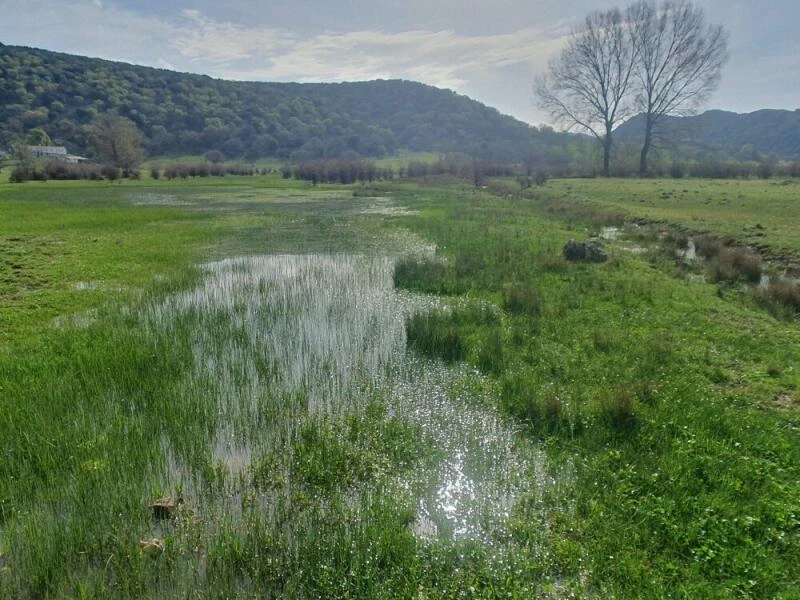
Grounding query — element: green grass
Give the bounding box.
[388,182,800,597]
[1,175,799,597]
[543,177,800,255]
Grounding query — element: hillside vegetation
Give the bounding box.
[616,109,800,159]
[0,44,571,162]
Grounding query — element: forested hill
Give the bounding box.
[615,109,800,159]
[0,44,564,161]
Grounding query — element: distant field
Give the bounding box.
[544,177,800,256]
[374,151,440,169]
[1,174,798,597]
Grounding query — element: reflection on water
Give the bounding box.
[143,253,550,546]
[393,361,549,541]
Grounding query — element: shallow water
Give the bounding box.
[142,251,549,549]
[392,360,549,541]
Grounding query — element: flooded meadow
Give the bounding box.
[135,246,554,594]
[5,178,798,597]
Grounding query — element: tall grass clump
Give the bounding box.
[503,281,542,317]
[393,257,456,294]
[477,327,506,375]
[694,234,727,259]
[405,310,466,362]
[599,386,639,433]
[499,375,570,433]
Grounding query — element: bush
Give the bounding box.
[759,279,800,317]
[670,162,686,179]
[101,165,119,181]
[9,160,131,183]
[694,234,730,259]
[709,247,762,283]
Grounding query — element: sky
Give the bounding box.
[0,0,798,126]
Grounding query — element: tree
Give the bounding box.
[23,128,53,146]
[89,115,143,171]
[535,8,637,176]
[629,1,728,174]
[204,149,225,164]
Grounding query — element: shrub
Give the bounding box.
[670,162,686,179]
[759,279,800,317]
[694,235,725,259]
[101,165,119,181]
[709,247,762,283]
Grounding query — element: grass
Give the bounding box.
[389,181,800,596]
[1,174,799,597]
[542,177,800,256]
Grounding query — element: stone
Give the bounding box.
[563,239,608,263]
[138,538,164,559]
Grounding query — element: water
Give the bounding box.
[393,360,549,541]
[679,238,697,261]
[142,252,550,546]
[600,226,620,240]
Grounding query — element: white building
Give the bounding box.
[24,146,87,164]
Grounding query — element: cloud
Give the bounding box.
[173,9,296,64]
[2,0,795,124]
[0,1,566,122]
[168,17,566,93]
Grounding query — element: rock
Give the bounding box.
[150,495,183,520]
[138,538,164,558]
[563,239,608,263]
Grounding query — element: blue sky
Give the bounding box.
[0,0,797,125]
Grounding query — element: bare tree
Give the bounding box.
[629,0,728,174]
[89,115,144,172]
[535,8,637,176]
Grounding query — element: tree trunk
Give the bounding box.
[639,117,652,176]
[603,128,612,177]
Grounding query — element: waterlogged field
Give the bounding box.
[1,175,799,597]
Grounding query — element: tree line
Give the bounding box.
[536,0,728,176]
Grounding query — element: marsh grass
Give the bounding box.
[503,281,542,317]
[392,255,457,294]
[405,310,468,362]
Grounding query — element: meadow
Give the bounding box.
[1,174,798,598]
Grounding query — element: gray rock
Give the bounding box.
[563,239,608,263]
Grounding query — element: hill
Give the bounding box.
[616,109,800,159]
[0,44,568,162]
